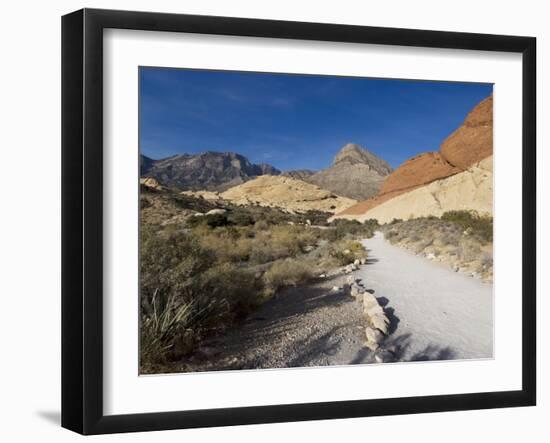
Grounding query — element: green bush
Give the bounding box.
[327,218,376,240]
[228,211,255,226]
[328,239,367,265]
[264,258,314,292]
[441,210,493,242]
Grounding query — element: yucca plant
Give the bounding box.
[140,288,213,368]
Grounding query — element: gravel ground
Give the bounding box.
[175,231,493,373]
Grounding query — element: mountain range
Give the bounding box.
[140,151,281,192]
[141,144,391,200]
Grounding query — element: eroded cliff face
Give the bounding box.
[331,95,493,223]
[440,95,493,170]
[336,157,492,223]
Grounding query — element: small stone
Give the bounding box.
[362,293,379,309]
[426,253,436,260]
[353,259,360,266]
[370,315,390,334]
[365,327,384,344]
[331,286,341,292]
[319,274,327,278]
[205,208,227,215]
[360,258,367,265]
[365,304,384,318]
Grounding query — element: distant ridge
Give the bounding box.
[140,151,281,191]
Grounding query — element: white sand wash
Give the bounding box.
[359,232,493,361]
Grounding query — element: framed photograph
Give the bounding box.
[62,8,536,435]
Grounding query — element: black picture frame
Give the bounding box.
[61,8,537,435]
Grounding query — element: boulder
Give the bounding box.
[362,293,379,309]
[370,315,390,334]
[206,208,227,215]
[365,327,385,345]
[365,304,384,318]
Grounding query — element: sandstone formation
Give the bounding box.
[440,95,493,169]
[140,177,163,191]
[336,156,492,223]
[331,95,493,223]
[218,175,357,214]
[306,144,392,200]
[140,152,280,192]
[379,152,461,196]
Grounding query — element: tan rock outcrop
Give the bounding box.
[219,175,357,214]
[140,177,163,191]
[336,156,492,224]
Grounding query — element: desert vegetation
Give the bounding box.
[139,187,376,373]
[381,210,493,282]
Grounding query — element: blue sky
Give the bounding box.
[139,67,492,170]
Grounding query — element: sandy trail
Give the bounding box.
[359,232,493,361]
[179,231,493,372]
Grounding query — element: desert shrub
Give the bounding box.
[204,213,231,228]
[390,218,403,225]
[291,210,331,226]
[263,258,314,292]
[254,219,269,230]
[197,229,250,263]
[363,218,380,230]
[199,262,262,320]
[140,227,213,301]
[328,239,367,265]
[269,225,317,257]
[441,210,493,242]
[457,238,482,262]
[228,211,255,226]
[140,291,206,368]
[327,218,376,241]
[168,193,217,213]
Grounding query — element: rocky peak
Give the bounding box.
[333,143,393,176]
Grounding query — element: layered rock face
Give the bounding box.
[140,152,281,191]
[379,152,461,197]
[306,144,393,200]
[331,95,493,223]
[440,95,493,169]
[218,175,357,214]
